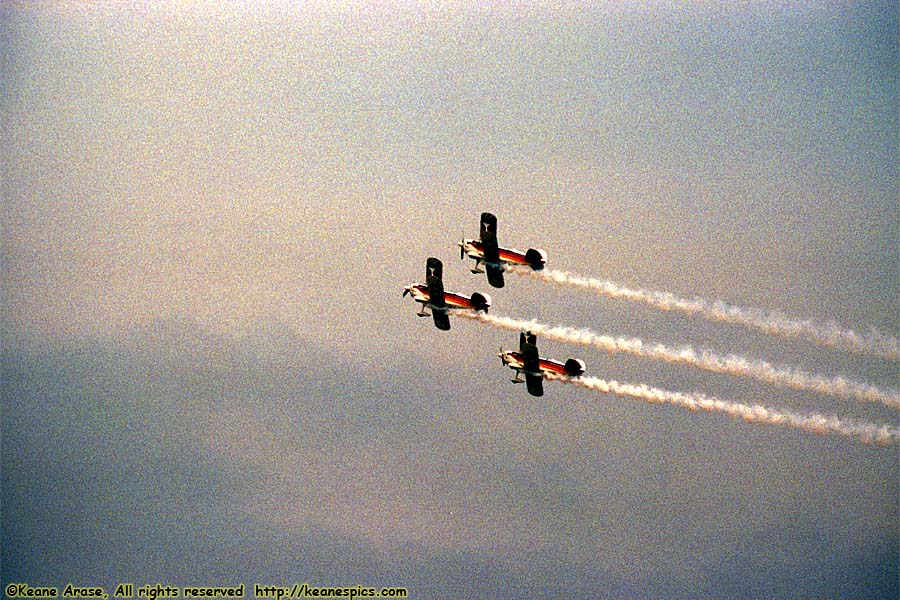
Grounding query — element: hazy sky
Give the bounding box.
[3,2,898,598]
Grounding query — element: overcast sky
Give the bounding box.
[3,2,898,598]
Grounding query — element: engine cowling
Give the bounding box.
[525,248,547,270]
[564,358,586,377]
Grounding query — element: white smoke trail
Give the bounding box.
[510,267,900,361]
[545,373,899,446]
[459,312,900,410]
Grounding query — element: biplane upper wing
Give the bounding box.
[519,331,544,396]
[480,212,505,288]
[425,257,451,330]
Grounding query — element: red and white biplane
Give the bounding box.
[459,212,546,288]
[404,257,491,330]
[499,331,585,396]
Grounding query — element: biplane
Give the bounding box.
[403,257,491,330]
[459,212,547,288]
[499,331,585,396]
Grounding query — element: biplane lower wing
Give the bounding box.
[431,307,451,330]
[480,213,505,288]
[520,332,544,397]
[426,258,450,330]
[485,264,505,288]
[524,372,544,396]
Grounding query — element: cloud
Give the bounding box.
[4,312,898,596]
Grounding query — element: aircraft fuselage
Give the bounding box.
[460,240,536,269]
[404,283,486,311]
[499,350,575,377]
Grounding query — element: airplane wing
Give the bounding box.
[426,257,451,330]
[480,212,505,288]
[520,331,543,396]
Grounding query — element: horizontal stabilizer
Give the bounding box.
[470,292,492,312]
[525,248,547,270]
[565,358,586,377]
